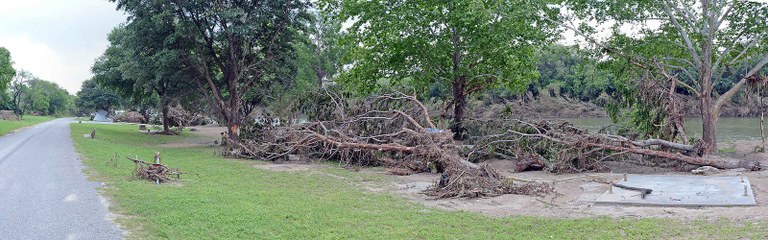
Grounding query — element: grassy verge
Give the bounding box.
[71,123,765,239]
[0,115,57,136]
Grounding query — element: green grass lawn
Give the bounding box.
[0,115,57,136]
[70,123,765,239]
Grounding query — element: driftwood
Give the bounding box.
[229,92,759,198]
[231,92,554,198]
[586,142,760,170]
[612,183,653,199]
[630,139,694,152]
[463,119,760,173]
[127,153,182,183]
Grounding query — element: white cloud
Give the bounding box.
[0,35,76,93]
[0,0,126,94]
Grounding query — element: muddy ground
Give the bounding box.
[186,125,768,220]
[157,125,226,148]
[250,142,768,221]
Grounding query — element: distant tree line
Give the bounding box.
[0,48,76,117]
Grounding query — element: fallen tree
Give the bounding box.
[463,119,761,172]
[228,92,759,198]
[230,92,554,198]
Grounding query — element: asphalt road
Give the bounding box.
[0,118,123,239]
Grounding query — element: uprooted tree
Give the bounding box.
[231,92,557,198]
[560,0,768,152]
[228,92,759,198]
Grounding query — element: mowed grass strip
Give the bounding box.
[0,115,57,136]
[70,123,765,239]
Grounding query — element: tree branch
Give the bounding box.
[715,53,768,113]
[661,0,703,67]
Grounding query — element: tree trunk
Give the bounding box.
[226,76,241,143]
[140,108,150,124]
[161,99,171,134]
[761,85,766,152]
[699,60,717,153]
[449,27,465,140]
[451,76,466,140]
[224,40,242,144]
[314,66,327,88]
[227,110,240,143]
[701,106,718,153]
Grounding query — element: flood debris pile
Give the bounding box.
[0,110,19,120]
[127,153,182,183]
[463,118,761,173]
[227,92,759,198]
[228,92,553,198]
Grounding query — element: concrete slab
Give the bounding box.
[595,175,756,207]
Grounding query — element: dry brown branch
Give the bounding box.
[127,156,182,183]
[231,93,554,198]
[230,93,757,199]
[462,118,760,173]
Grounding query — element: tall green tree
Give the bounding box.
[6,72,74,116]
[21,79,73,116]
[9,70,33,116]
[535,44,613,102]
[113,0,310,142]
[297,10,346,88]
[94,7,197,133]
[76,79,121,114]
[322,0,558,138]
[563,0,768,152]
[0,47,14,94]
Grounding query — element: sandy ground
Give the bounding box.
[249,140,768,221]
[157,125,227,148]
[383,167,768,221]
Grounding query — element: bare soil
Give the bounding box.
[252,162,328,172]
[249,140,768,221]
[158,125,226,148]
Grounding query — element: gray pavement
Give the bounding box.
[0,118,123,239]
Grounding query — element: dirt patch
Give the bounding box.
[158,141,215,148]
[720,140,768,161]
[384,165,768,221]
[250,157,768,221]
[252,162,328,172]
[156,125,227,148]
[188,125,227,138]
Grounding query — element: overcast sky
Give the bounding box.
[1,1,766,94]
[0,0,125,94]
